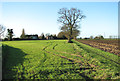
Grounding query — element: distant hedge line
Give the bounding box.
[2,38,67,41]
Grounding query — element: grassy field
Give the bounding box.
[2,40,120,79]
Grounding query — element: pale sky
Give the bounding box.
[1,2,118,38]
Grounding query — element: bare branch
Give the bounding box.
[0,25,5,36]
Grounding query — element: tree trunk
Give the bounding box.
[68,37,73,43]
[10,34,12,41]
[67,26,73,43]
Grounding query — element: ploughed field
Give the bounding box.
[2,40,120,79]
[76,39,120,56]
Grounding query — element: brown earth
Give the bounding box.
[76,39,120,56]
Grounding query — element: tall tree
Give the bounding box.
[41,33,45,39]
[57,8,85,43]
[7,29,13,41]
[20,29,26,39]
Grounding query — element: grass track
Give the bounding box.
[2,40,120,79]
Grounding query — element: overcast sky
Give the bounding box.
[1,2,118,38]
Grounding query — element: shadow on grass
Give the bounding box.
[2,44,27,79]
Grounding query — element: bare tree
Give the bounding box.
[57,8,85,43]
[0,25,5,39]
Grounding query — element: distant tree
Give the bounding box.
[52,34,57,39]
[79,37,82,39]
[0,25,5,39]
[94,35,104,39]
[99,35,104,39]
[45,33,50,37]
[90,36,93,39]
[57,8,85,43]
[20,29,26,39]
[38,36,42,39]
[94,36,99,39]
[84,37,90,39]
[41,33,45,39]
[7,29,14,41]
[109,35,112,39]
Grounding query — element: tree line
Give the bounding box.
[1,27,104,41]
[2,28,68,41]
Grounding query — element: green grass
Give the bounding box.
[2,40,120,79]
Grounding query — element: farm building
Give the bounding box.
[25,34,38,39]
[46,35,54,40]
